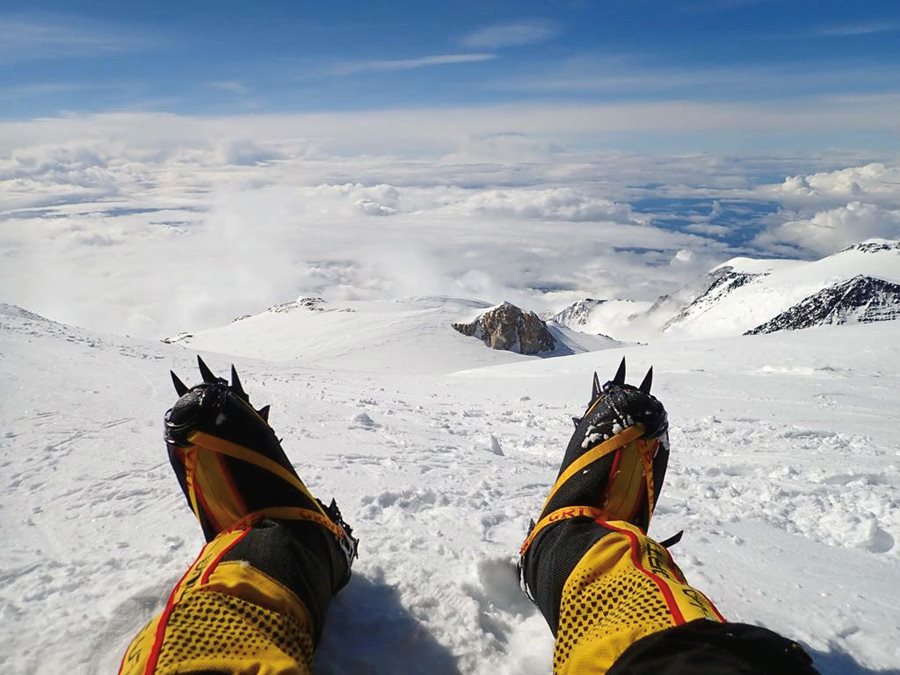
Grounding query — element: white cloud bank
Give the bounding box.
[762,163,900,207]
[1,112,898,338]
[754,163,900,256]
[755,202,900,256]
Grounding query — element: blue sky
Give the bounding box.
[3,0,900,121]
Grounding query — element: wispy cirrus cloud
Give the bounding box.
[330,53,496,75]
[0,13,159,63]
[0,81,105,99]
[204,81,249,95]
[460,19,560,49]
[492,56,900,101]
[817,20,900,37]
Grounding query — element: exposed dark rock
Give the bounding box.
[452,301,556,354]
[269,297,326,314]
[162,332,193,344]
[746,275,900,335]
[839,240,900,255]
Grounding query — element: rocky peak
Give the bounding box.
[452,301,556,355]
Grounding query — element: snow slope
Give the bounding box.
[173,296,618,374]
[1,303,899,674]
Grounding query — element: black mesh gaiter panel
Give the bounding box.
[523,518,615,635]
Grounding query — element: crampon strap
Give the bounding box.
[186,430,349,542]
[520,425,662,556]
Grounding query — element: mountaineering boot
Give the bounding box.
[165,356,358,576]
[519,357,669,563]
[120,359,359,675]
[518,359,725,674]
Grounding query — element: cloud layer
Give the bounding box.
[1,112,898,338]
[754,163,900,254]
[0,13,157,63]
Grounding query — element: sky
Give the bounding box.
[3,0,900,149]
[1,1,900,338]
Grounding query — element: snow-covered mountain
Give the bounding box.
[547,298,652,342]
[552,239,900,341]
[168,295,617,374]
[2,302,899,674]
[747,275,900,335]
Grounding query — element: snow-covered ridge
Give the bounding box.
[165,295,617,374]
[746,275,900,334]
[709,256,803,276]
[547,298,606,328]
[552,238,900,341]
[547,298,652,343]
[838,239,900,255]
[661,239,900,338]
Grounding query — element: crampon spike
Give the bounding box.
[612,357,626,386]
[197,355,217,383]
[639,366,653,394]
[592,372,601,400]
[170,371,189,397]
[257,405,270,421]
[230,365,246,398]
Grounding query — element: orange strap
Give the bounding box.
[521,426,659,556]
[185,430,345,540]
[520,506,607,555]
[537,426,645,518]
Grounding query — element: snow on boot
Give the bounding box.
[165,357,358,573]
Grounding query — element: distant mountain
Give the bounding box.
[746,275,900,334]
[166,295,619,374]
[547,298,651,342]
[659,266,762,333]
[551,239,900,341]
[549,298,607,329]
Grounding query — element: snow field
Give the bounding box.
[1,305,898,673]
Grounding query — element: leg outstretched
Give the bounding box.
[519,359,815,674]
[120,359,357,675]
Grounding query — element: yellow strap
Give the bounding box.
[183,448,202,524]
[520,505,607,555]
[636,438,658,515]
[188,430,328,520]
[538,425,645,516]
[232,506,347,540]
